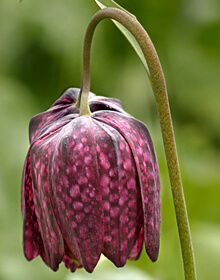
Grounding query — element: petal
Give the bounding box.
[29,88,81,144]
[89,95,123,108]
[89,95,126,114]
[62,243,82,271]
[93,119,143,267]
[21,153,38,260]
[29,107,77,144]
[30,136,65,271]
[94,111,161,262]
[62,255,82,272]
[128,226,144,260]
[21,149,48,263]
[51,87,80,107]
[50,117,103,272]
[31,114,75,142]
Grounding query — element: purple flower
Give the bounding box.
[21,88,161,273]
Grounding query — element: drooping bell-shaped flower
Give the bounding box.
[21,87,161,273]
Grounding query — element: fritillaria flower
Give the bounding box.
[21,87,161,273]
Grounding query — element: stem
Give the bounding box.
[80,7,197,280]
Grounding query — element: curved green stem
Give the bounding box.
[79,7,197,280]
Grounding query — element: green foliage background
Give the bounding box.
[0,0,219,279]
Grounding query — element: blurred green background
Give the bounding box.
[0,0,219,279]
